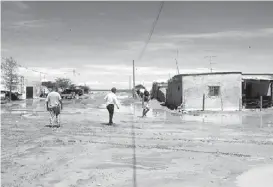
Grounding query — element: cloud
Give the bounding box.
[161,28,273,40]
[1,48,9,53]
[14,2,29,10]
[85,81,102,85]
[18,67,77,77]
[9,19,49,28]
[6,2,29,10]
[4,18,64,30]
[98,12,106,16]
[85,64,131,71]
[84,64,211,77]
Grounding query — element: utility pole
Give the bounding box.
[133,60,136,98]
[204,56,217,73]
[20,76,24,94]
[40,72,42,93]
[129,76,132,90]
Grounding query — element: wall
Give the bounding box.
[151,83,158,99]
[182,73,242,111]
[166,76,182,108]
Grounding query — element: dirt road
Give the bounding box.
[1,92,273,187]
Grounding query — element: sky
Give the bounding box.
[1,1,273,89]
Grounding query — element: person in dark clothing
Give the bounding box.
[142,90,151,117]
[107,104,115,124]
[104,87,120,125]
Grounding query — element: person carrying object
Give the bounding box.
[142,90,151,117]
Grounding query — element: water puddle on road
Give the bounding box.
[97,102,167,120]
[2,97,273,133]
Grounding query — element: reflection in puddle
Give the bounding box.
[96,102,168,120]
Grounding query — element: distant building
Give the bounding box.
[151,82,168,102]
[21,80,41,99]
[166,72,273,111]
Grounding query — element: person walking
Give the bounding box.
[104,87,120,125]
[142,90,151,117]
[46,87,63,127]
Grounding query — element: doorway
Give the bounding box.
[26,86,33,99]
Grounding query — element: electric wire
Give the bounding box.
[137,1,164,61]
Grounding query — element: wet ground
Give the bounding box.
[1,92,273,187]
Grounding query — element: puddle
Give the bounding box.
[2,95,272,133]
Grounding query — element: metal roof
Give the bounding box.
[173,72,242,78]
[242,74,273,81]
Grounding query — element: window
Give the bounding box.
[208,86,220,96]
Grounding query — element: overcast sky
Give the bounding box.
[1,1,273,89]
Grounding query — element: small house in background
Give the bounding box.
[166,72,243,111]
[166,72,273,111]
[18,79,41,99]
[151,82,168,102]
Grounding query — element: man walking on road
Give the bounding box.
[104,87,120,125]
[46,87,63,127]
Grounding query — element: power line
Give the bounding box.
[137,1,164,60]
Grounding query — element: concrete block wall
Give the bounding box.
[182,73,242,111]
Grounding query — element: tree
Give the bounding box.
[55,78,72,90]
[79,85,91,94]
[1,57,19,101]
[42,81,56,88]
[69,83,76,90]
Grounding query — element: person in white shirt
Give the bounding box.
[104,87,119,125]
[46,87,63,127]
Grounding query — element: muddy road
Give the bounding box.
[1,92,273,187]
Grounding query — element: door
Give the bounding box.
[26,87,33,99]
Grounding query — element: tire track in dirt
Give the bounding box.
[63,130,273,146]
[84,140,252,158]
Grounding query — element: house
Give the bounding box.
[151,82,168,102]
[22,80,41,99]
[166,72,273,111]
[166,72,243,111]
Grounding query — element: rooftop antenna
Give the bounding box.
[204,55,217,73]
[175,49,180,74]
